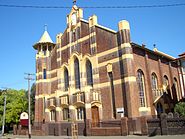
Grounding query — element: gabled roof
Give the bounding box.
[131,43,175,60]
[38,30,53,43]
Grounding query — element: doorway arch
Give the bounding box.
[91,106,99,127]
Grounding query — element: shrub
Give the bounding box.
[174,102,185,117]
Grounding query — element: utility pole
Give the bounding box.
[24,73,34,139]
[1,89,7,136]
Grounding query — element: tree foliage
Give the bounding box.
[31,83,36,122]
[0,89,28,126]
[174,102,185,117]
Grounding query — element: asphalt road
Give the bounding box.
[1,135,185,139]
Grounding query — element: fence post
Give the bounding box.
[160,113,168,135]
[18,125,22,135]
[140,116,148,135]
[121,117,128,136]
[13,124,17,135]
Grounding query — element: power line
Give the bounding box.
[0,3,185,9]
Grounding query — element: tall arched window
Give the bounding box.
[86,60,93,86]
[174,78,180,101]
[163,75,169,87]
[151,73,158,97]
[74,57,80,89]
[137,70,146,107]
[64,67,69,91]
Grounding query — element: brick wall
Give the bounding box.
[147,114,185,136]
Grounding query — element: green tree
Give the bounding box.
[0,89,28,127]
[30,83,36,123]
[174,102,185,117]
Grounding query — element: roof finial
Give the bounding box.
[44,24,47,31]
[153,44,156,48]
[73,0,76,5]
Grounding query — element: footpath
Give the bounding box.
[1,135,185,139]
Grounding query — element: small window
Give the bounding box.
[43,69,47,79]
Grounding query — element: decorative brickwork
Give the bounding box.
[32,4,183,136]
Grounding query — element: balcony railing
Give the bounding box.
[46,98,56,107]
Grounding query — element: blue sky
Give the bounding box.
[0,0,185,90]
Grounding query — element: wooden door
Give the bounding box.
[91,106,99,127]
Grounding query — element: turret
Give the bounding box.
[118,20,131,44]
[33,26,55,58]
[33,26,55,124]
[117,20,139,117]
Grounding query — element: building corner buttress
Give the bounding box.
[117,20,139,118]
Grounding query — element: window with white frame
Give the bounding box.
[92,91,99,101]
[137,70,146,107]
[50,109,56,121]
[151,73,158,97]
[61,96,68,105]
[76,107,84,120]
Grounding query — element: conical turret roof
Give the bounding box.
[33,28,55,50]
[38,30,53,43]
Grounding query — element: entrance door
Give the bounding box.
[91,106,99,127]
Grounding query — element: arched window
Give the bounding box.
[151,73,158,97]
[86,60,93,86]
[174,78,180,101]
[74,57,80,89]
[137,70,146,107]
[64,67,69,91]
[163,75,169,87]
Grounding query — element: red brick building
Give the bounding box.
[33,5,183,135]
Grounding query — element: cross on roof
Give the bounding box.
[73,0,77,5]
[44,24,47,31]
